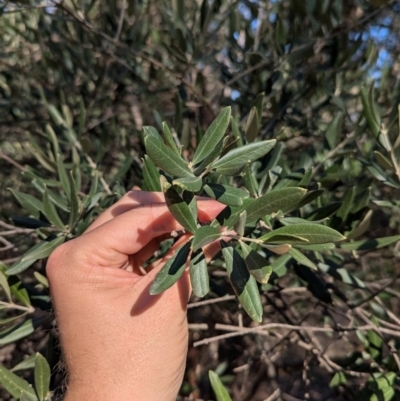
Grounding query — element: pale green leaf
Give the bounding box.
[208,370,232,401]
[43,187,65,230]
[190,250,209,297]
[0,270,11,301]
[241,242,272,284]
[340,235,400,251]
[34,353,51,401]
[288,248,317,270]
[173,176,202,192]
[0,319,35,346]
[142,155,162,191]
[204,184,249,207]
[0,366,38,401]
[162,121,180,155]
[192,226,220,252]
[8,189,44,217]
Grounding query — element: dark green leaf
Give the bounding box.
[0,320,35,346]
[142,155,162,191]
[245,187,307,222]
[336,186,355,222]
[193,137,227,174]
[0,366,38,401]
[192,106,231,165]
[242,164,259,195]
[261,234,308,244]
[208,370,232,401]
[8,189,44,217]
[340,235,400,251]
[149,242,191,294]
[261,224,345,244]
[211,140,276,176]
[192,226,220,252]
[68,171,81,230]
[165,185,198,233]
[274,169,304,189]
[318,262,365,289]
[288,248,317,270]
[329,372,347,388]
[306,202,342,221]
[173,176,202,192]
[162,121,180,155]
[182,191,198,223]
[241,242,272,284]
[43,187,65,230]
[144,135,193,178]
[374,150,394,171]
[190,250,209,297]
[221,241,263,322]
[348,210,373,240]
[245,107,259,143]
[230,116,244,147]
[296,189,324,209]
[204,184,249,207]
[34,353,51,401]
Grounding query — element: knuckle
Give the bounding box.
[46,241,72,281]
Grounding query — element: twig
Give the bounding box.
[0,152,27,172]
[193,322,400,347]
[188,295,236,309]
[188,323,208,330]
[114,0,126,42]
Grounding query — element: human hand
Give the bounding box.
[46,190,224,401]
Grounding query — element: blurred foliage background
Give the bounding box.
[2,0,400,400]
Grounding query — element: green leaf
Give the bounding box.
[261,224,345,244]
[142,155,162,191]
[245,107,259,143]
[10,282,31,307]
[204,184,249,207]
[336,186,355,222]
[149,242,191,295]
[192,106,231,165]
[329,372,347,388]
[144,135,193,178]
[33,272,49,288]
[211,140,276,176]
[43,187,65,230]
[34,353,51,401]
[242,164,259,196]
[241,242,272,284]
[190,250,209,297]
[208,370,232,401]
[8,189,44,217]
[245,187,307,222]
[325,111,343,149]
[68,171,81,230]
[192,226,220,252]
[230,116,244,147]
[221,241,263,322]
[318,262,366,289]
[296,189,324,209]
[295,243,335,251]
[193,137,227,174]
[12,355,37,372]
[165,185,198,233]
[56,154,70,201]
[233,211,246,237]
[0,270,11,301]
[373,151,394,171]
[348,210,373,240]
[261,234,309,244]
[340,235,400,251]
[142,125,162,141]
[0,319,35,346]
[288,248,317,270]
[274,169,304,189]
[0,366,38,401]
[306,202,342,221]
[361,83,381,138]
[162,121,180,155]
[173,176,202,192]
[21,236,65,263]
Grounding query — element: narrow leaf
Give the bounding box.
[374,150,394,171]
[221,241,263,322]
[260,224,345,244]
[164,185,198,233]
[21,236,66,263]
[173,176,202,192]
[193,137,227,174]
[325,111,343,150]
[8,189,44,217]
[142,155,162,191]
[68,171,81,230]
[34,353,51,401]
[209,370,232,401]
[162,121,180,155]
[245,107,259,143]
[261,234,309,244]
[56,154,70,200]
[340,235,400,251]
[289,248,317,270]
[144,135,193,178]
[149,242,191,294]
[0,319,35,346]
[0,270,11,301]
[241,242,272,284]
[242,164,258,195]
[192,107,231,164]
[348,210,373,240]
[0,366,38,401]
[360,83,381,138]
[43,187,65,230]
[211,140,276,176]
[12,355,37,372]
[192,226,220,252]
[190,250,209,297]
[233,211,246,237]
[245,187,307,222]
[204,184,249,207]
